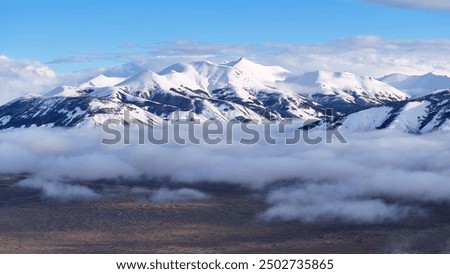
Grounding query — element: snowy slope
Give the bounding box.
[0,94,164,129]
[2,57,445,132]
[340,90,450,133]
[223,57,290,85]
[0,58,325,128]
[389,101,430,132]
[159,59,275,102]
[341,106,394,131]
[281,70,409,114]
[380,73,450,97]
[45,86,87,97]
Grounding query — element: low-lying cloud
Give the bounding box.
[17,177,100,201]
[1,127,450,223]
[264,182,419,223]
[149,187,208,202]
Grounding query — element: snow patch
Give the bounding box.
[0,115,11,126]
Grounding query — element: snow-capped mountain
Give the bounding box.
[380,72,450,97]
[0,58,447,133]
[340,89,450,133]
[0,59,325,129]
[281,70,409,114]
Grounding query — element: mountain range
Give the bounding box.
[0,58,449,133]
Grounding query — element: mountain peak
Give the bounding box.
[78,74,126,89]
[223,57,278,69]
[160,63,196,74]
[222,57,290,84]
[115,69,172,91]
[44,85,85,97]
[223,57,251,67]
[294,70,359,85]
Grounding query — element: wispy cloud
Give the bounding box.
[150,187,209,202]
[17,177,100,201]
[363,0,450,11]
[46,57,92,65]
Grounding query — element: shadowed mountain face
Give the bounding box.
[1,58,449,133]
[341,90,450,133]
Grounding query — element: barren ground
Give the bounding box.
[1,175,449,253]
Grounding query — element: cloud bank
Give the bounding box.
[0,55,58,104]
[364,0,450,11]
[1,127,450,223]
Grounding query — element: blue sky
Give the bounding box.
[1,0,449,71]
[0,0,450,104]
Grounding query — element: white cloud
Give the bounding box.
[129,186,208,202]
[364,0,450,11]
[17,177,99,201]
[150,187,208,202]
[2,36,450,104]
[270,36,450,77]
[0,55,58,104]
[264,187,414,223]
[102,37,450,78]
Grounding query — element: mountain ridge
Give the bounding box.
[0,58,449,133]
